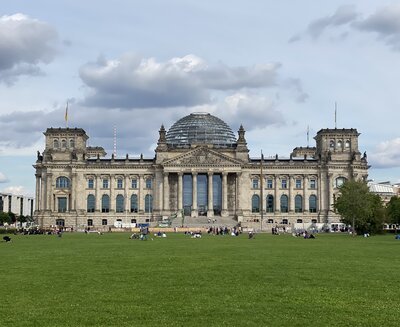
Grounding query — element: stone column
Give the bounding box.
[163,173,170,211]
[35,174,41,211]
[71,172,77,211]
[139,174,144,213]
[46,173,52,211]
[303,175,309,212]
[125,174,130,213]
[274,175,279,212]
[96,174,101,212]
[191,172,198,217]
[207,172,214,217]
[222,172,228,217]
[110,174,115,213]
[289,176,294,212]
[178,172,183,211]
[236,172,242,214]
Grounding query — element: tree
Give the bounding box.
[386,196,400,224]
[334,180,384,235]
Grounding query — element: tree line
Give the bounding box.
[0,212,33,225]
[334,180,400,235]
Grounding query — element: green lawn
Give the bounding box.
[0,232,399,326]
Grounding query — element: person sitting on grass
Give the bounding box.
[3,236,11,242]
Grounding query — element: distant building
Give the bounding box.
[0,192,34,217]
[33,113,369,229]
[368,181,399,204]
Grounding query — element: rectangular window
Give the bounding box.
[131,179,137,189]
[87,219,93,226]
[102,179,109,188]
[102,219,107,226]
[281,179,287,189]
[310,179,317,189]
[267,179,273,189]
[88,179,94,189]
[295,179,302,189]
[117,179,123,189]
[146,179,152,189]
[252,179,259,189]
[58,197,67,213]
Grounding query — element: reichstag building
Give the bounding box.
[34,112,369,229]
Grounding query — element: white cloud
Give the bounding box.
[0,13,58,85]
[369,138,400,169]
[0,172,9,183]
[2,185,32,197]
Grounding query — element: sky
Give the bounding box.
[1,0,400,197]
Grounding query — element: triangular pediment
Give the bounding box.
[163,146,242,167]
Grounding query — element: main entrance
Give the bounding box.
[182,173,222,216]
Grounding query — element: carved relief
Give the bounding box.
[166,147,239,166]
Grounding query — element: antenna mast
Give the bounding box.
[113,125,117,158]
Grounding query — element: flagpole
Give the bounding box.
[260,150,264,232]
[334,102,337,129]
[65,101,69,128]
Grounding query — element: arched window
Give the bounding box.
[69,139,75,148]
[53,139,59,148]
[329,140,335,148]
[266,195,274,212]
[87,194,95,212]
[116,194,124,213]
[61,139,67,148]
[337,140,343,149]
[309,195,317,213]
[280,194,288,212]
[297,219,303,223]
[252,195,260,213]
[295,195,303,213]
[131,194,138,213]
[345,140,350,149]
[335,177,347,188]
[102,194,110,213]
[56,176,70,188]
[145,194,153,213]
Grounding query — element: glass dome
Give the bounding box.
[166,113,236,148]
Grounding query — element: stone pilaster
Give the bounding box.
[178,172,183,211]
[222,172,228,217]
[207,172,214,217]
[191,172,198,217]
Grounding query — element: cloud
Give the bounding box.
[0,172,9,183]
[0,13,58,85]
[355,5,400,51]
[79,54,282,109]
[306,5,358,39]
[369,138,400,168]
[292,4,400,52]
[211,92,285,130]
[2,185,32,197]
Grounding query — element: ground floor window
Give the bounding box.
[56,219,65,226]
[87,219,93,226]
[102,219,107,226]
[58,197,67,213]
[252,195,260,213]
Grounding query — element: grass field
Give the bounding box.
[0,232,399,326]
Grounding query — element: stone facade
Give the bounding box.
[33,114,369,229]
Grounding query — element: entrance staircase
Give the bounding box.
[170,216,238,228]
